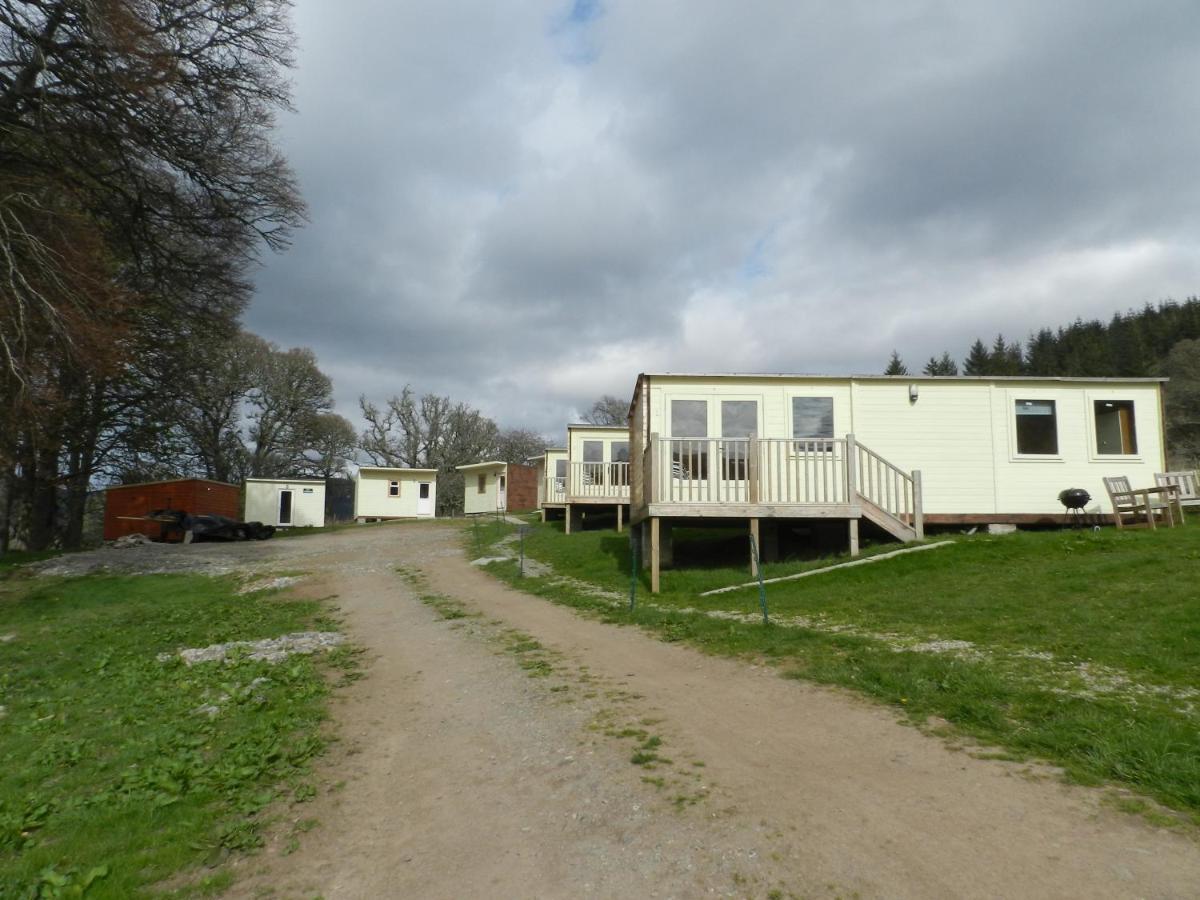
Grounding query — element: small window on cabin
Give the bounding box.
[554,459,567,478]
[1014,399,1058,455]
[670,400,709,479]
[388,481,400,497]
[477,474,486,493]
[792,397,834,451]
[610,441,630,486]
[1094,400,1137,455]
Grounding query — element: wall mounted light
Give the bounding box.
[908,384,919,404]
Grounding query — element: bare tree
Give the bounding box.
[305,413,358,479]
[359,388,502,516]
[495,428,545,464]
[582,395,628,426]
[245,345,333,477]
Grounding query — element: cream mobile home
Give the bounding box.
[562,424,631,532]
[457,461,538,515]
[354,467,437,521]
[532,448,568,520]
[628,373,1167,591]
[244,478,326,528]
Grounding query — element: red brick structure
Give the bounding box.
[103,478,240,541]
[504,463,539,513]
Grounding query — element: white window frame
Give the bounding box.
[1085,391,1143,462]
[388,480,400,498]
[1007,390,1064,462]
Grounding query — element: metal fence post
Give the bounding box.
[749,532,768,625]
[519,525,525,577]
[629,527,638,613]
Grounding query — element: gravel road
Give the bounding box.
[46,523,1199,897]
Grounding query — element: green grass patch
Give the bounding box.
[0,572,342,897]
[473,519,1200,821]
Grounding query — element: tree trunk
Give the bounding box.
[25,444,60,551]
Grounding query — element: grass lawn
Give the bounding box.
[476,518,1200,822]
[0,571,352,898]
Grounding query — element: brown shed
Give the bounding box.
[504,463,539,513]
[103,478,241,542]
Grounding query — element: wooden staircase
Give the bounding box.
[848,435,924,543]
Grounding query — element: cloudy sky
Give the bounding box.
[246,0,1200,438]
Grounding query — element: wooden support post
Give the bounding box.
[845,432,858,502]
[912,469,924,539]
[748,436,760,504]
[749,518,760,576]
[650,517,661,594]
[616,503,623,533]
[564,504,572,534]
[540,507,546,523]
[848,518,860,556]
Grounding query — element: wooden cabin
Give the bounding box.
[354,467,438,521]
[628,373,1167,591]
[562,424,631,532]
[244,478,326,528]
[103,478,240,542]
[531,448,568,520]
[456,461,538,515]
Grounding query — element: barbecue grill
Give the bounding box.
[1058,488,1091,527]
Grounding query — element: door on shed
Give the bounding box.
[278,490,293,526]
[498,474,507,510]
[417,482,433,517]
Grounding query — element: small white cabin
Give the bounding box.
[457,461,539,515]
[532,448,568,517]
[244,478,326,528]
[629,372,1168,591]
[563,424,631,532]
[354,467,437,521]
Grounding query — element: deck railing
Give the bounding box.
[568,461,631,500]
[652,437,849,505]
[852,439,922,534]
[646,433,923,537]
[543,474,566,505]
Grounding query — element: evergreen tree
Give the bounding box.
[884,351,909,375]
[962,339,990,375]
[923,352,959,376]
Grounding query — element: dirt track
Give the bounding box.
[207,523,1200,899]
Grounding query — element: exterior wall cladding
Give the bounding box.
[505,463,539,513]
[104,479,241,541]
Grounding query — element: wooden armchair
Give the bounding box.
[1102,476,1183,529]
[1154,471,1200,509]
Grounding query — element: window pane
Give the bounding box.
[583,440,603,462]
[1015,399,1058,454]
[611,441,630,462]
[721,401,757,437]
[792,397,834,438]
[477,475,485,493]
[388,481,399,497]
[419,483,430,499]
[1094,400,1137,455]
[671,400,708,437]
[554,459,567,477]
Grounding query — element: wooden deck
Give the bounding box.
[631,434,924,592]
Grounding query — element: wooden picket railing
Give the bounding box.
[644,433,922,539]
[543,474,566,505]
[568,461,631,500]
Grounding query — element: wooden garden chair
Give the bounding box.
[1154,471,1200,511]
[1102,476,1182,530]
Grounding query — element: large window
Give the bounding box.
[1094,400,1137,455]
[582,440,604,486]
[721,400,757,480]
[792,397,833,450]
[671,399,708,479]
[1014,399,1058,455]
[610,441,630,486]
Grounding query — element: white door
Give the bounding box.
[417,482,433,517]
[278,490,293,526]
[498,474,507,511]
